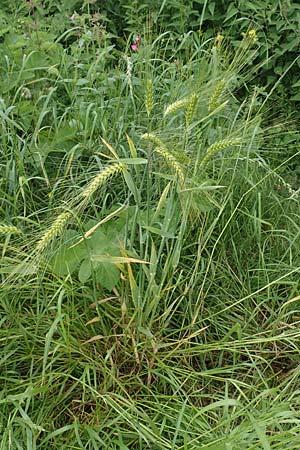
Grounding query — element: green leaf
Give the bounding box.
[290,92,300,101]
[51,231,87,276]
[123,169,141,203]
[76,78,90,86]
[292,79,300,88]
[208,1,215,16]
[142,225,175,239]
[191,193,215,213]
[78,258,92,283]
[117,158,148,165]
[225,4,238,21]
[95,263,120,291]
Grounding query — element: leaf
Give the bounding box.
[225,4,238,21]
[76,78,90,86]
[78,259,92,283]
[123,169,141,204]
[91,255,147,264]
[208,1,215,15]
[142,225,175,239]
[51,230,86,276]
[292,79,300,88]
[95,263,120,291]
[126,133,137,158]
[190,193,215,213]
[72,204,127,246]
[290,92,300,101]
[117,158,148,165]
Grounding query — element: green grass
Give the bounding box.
[0,6,300,449]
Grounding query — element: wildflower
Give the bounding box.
[248,29,258,42]
[215,33,224,49]
[131,36,141,52]
[21,88,32,100]
[70,13,76,21]
[242,29,258,43]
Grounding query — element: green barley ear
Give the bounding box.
[142,133,185,184]
[145,79,154,117]
[36,211,72,253]
[35,163,126,254]
[186,93,198,125]
[81,162,126,202]
[164,97,190,116]
[154,146,185,186]
[142,132,165,147]
[208,79,226,112]
[200,138,241,169]
[0,225,22,235]
[171,149,191,165]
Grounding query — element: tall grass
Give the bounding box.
[0,16,300,450]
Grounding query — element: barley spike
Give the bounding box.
[154,146,185,186]
[208,79,226,112]
[81,162,126,201]
[0,225,21,235]
[164,97,190,116]
[200,138,241,169]
[36,211,72,253]
[186,93,198,125]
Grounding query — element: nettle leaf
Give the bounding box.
[95,262,120,291]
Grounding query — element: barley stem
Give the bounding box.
[145,79,154,117]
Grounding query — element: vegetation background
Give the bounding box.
[0,1,299,449]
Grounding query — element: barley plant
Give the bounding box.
[208,78,226,112]
[0,225,21,235]
[0,3,300,449]
[35,211,72,253]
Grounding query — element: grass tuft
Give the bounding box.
[0,10,299,449]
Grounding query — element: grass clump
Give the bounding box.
[0,9,299,450]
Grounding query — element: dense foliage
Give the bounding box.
[0,2,299,449]
[1,0,300,107]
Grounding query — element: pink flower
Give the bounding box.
[131,36,141,52]
[70,14,76,21]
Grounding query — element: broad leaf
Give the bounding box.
[95,263,120,291]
